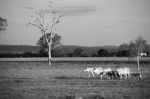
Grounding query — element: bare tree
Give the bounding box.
[135,36,147,53]
[37,33,62,54]
[27,1,62,66]
[129,36,147,70]
[135,36,147,70]
[0,17,7,32]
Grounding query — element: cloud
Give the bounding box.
[104,26,114,29]
[59,6,95,16]
[121,20,133,24]
[40,6,95,16]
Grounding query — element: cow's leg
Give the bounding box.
[100,74,103,80]
[125,74,128,79]
[139,73,142,80]
[128,73,130,79]
[120,74,122,79]
[100,75,102,80]
[124,74,127,79]
[88,72,91,78]
[91,71,95,78]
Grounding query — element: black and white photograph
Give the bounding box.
[0,0,150,99]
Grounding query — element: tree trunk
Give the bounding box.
[48,44,51,66]
[137,55,140,70]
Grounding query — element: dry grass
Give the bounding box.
[0,57,150,62]
[0,60,150,99]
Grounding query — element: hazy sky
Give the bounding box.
[0,0,150,46]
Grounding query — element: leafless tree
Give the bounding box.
[135,36,147,70]
[129,36,147,70]
[0,17,7,32]
[27,1,62,66]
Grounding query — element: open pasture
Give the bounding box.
[0,58,150,99]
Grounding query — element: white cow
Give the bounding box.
[117,67,130,79]
[84,67,95,78]
[93,67,112,79]
[103,68,112,73]
[93,67,103,79]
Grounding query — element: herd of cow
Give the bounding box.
[83,67,142,80]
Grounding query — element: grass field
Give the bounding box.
[0,57,150,62]
[0,58,150,99]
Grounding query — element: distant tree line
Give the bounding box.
[0,46,149,58]
[0,36,149,58]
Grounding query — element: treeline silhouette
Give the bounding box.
[0,48,149,58]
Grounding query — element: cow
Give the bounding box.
[93,67,112,79]
[130,72,142,80]
[105,70,120,79]
[93,67,104,79]
[83,67,95,78]
[103,68,112,73]
[117,67,130,79]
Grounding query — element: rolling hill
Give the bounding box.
[0,45,41,53]
[59,45,118,55]
[0,45,118,54]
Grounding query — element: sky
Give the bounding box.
[0,0,150,46]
